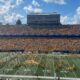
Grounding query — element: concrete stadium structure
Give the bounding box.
[0,13,80,53]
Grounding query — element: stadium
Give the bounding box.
[0,13,80,80]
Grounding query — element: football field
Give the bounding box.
[0,52,80,79]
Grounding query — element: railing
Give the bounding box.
[0,75,79,80]
[0,50,24,52]
[0,34,80,38]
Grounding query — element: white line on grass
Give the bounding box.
[66,57,77,78]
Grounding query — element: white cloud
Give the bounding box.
[4,13,24,24]
[76,7,80,15]
[32,0,40,7]
[69,6,80,24]
[0,0,15,15]
[60,6,80,24]
[24,5,33,13]
[33,8,42,13]
[0,0,23,15]
[0,0,24,24]
[61,15,78,24]
[0,6,9,14]
[61,16,68,24]
[0,6,10,15]
[24,5,42,14]
[43,0,66,5]
[24,0,42,14]
[0,0,9,3]
[16,0,23,6]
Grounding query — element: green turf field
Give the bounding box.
[0,52,80,78]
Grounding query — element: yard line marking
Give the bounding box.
[44,54,48,76]
[67,57,77,78]
[34,53,44,75]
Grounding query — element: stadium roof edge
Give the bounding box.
[27,12,60,15]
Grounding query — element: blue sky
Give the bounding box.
[0,0,80,25]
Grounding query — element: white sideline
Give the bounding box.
[0,75,80,80]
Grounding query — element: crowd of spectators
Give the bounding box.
[0,24,80,52]
[0,25,80,35]
[0,38,80,52]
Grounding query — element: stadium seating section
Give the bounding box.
[0,25,80,52]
